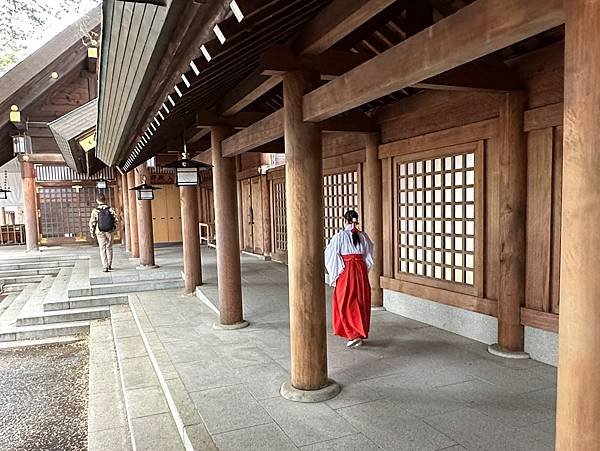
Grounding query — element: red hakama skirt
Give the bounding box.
[332,254,371,340]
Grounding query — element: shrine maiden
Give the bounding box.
[325,210,374,347]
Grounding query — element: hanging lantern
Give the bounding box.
[96,178,108,190]
[162,132,212,186]
[12,134,32,155]
[130,175,160,200]
[0,171,10,200]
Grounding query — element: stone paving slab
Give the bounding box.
[128,246,557,450]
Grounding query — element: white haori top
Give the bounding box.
[324,224,374,286]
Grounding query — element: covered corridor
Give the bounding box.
[87,245,556,451]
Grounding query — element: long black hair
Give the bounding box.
[344,209,360,247]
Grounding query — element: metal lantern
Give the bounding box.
[130,175,160,200]
[12,134,32,155]
[163,144,212,187]
[0,171,10,200]
[96,178,108,190]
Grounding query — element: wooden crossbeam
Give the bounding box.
[222,109,284,157]
[221,107,377,156]
[218,0,393,115]
[260,46,367,78]
[303,0,564,122]
[219,70,281,116]
[293,0,396,54]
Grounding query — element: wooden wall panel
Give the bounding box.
[251,177,264,254]
[166,185,182,242]
[525,128,553,312]
[376,91,501,144]
[241,179,253,251]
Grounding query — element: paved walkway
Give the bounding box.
[130,246,556,451]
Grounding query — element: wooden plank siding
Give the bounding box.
[372,40,565,331]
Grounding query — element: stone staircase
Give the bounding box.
[0,253,185,343]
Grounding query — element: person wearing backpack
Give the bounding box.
[89,193,118,272]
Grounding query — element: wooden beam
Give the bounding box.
[260,46,367,78]
[293,0,396,55]
[303,0,565,122]
[413,60,523,92]
[195,111,269,129]
[18,153,65,164]
[218,70,281,116]
[246,140,284,154]
[221,109,284,157]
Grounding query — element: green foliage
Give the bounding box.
[0,0,99,76]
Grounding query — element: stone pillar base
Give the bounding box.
[371,306,386,311]
[487,343,530,360]
[136,264,160,270]
[213,320,249,330]
[280,379,341,403]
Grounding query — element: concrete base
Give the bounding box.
[136,264,160,270]
[280,379,341,403]
[371,306,386,311]
[488,343,531,360]
[212,320,249,330]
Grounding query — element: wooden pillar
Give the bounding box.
[181,185,202,293]
[0,207,6,226]
[557,1,600,448]
[135,164,156,268]
[211,126,247,328]
[127,171,139,257]
[281,70,339,401]
[121,172,131,251]
[364,133,384,309]
[490,92,528,356]
[21,161,38,252]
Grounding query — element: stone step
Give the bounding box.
[89,268,184,286]
[127,300,217,450]
[110,306,185,450]
[0,268,60,278]
[17,306,110,326]
[0,274,47,285]
[0,260,75,272]
[44,293,129,312]
[0,255,86,265]
[2,283,29,293]
[69,278,185,298]
[0,284,38,327]
[0,320,90,342]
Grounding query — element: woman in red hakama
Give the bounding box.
[325,210,374,348]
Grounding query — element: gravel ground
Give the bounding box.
[0,340,89,451]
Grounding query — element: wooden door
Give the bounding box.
[251,177,264,254]
[166,185,182,242]
[151,188,169,243]
[241,179,253,251]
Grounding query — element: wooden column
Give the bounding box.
[211,126,247,328]
[127,171,139,257]
[492,91,528,355]
[121,172,131,251]
[364,133,384,309]
[21,161,38,252]
[281,70,339,401]
[181,185,202,293]
[557,1,600,448]
[135,164,156,268]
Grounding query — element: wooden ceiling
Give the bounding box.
[114,0,564,170]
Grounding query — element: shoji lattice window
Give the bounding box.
[271,178,287,253]
[323,169,359,242]
[394,142,483,295]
